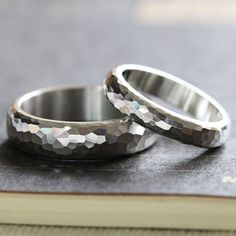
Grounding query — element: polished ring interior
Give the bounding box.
[104,64,231,148]
[7,86,157,160]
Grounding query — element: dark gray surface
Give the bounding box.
[0,0,235,196]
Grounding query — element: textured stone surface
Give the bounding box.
[104,66,231,148]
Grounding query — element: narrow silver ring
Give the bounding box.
[7,86,157,160]
[104,64,231,148]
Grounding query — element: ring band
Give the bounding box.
[7,86,157,160]
[104,64,231,148]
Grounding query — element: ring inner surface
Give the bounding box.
[123,70,222,122]
[20,88,123,122]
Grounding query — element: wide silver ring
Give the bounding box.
[104,64,231,148]
[7,86,157,160]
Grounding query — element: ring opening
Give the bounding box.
[123,70,222,122]
[20,87,123,122]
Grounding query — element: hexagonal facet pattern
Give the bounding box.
[104,65,231,148]
[7,87,158,160]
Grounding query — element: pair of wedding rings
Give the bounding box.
[7,64,231,160]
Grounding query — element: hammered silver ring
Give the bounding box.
[7,86,157,160]
[104,64,231,148]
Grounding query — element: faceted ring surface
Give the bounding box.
[104,64,231,148]
[7,86,157,160]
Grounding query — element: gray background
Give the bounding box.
[0,0,235,195]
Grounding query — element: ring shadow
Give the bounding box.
[170,147,224,171]
[0,138,224,173]
[0,139,158,171]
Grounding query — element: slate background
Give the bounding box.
[0,0,235,195]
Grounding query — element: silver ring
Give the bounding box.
[104,64,231,148]
[7,86,157,160]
